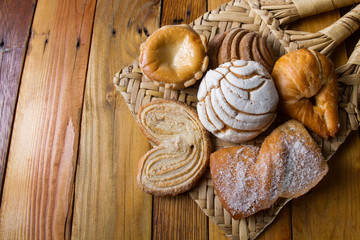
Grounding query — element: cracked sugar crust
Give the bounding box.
[197,60,279,143]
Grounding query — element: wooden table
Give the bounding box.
[1,0,359,239]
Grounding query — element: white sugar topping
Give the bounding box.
[281,136,325,196]
[211,121,328,218]
[230,60,270,78]
[197,60,279,143]
[211,87,275,130]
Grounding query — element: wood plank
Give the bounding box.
[257,205,291,240]
[291,131,360,239]
[152,194,208,240]
[0,0,36,195]
[208,0,229,11]
[289,10,360,240]
[161,0,207,25]
[71,0,160,239]
[150,1,208,239]
[208,220,228,240]
[0,0,96,238]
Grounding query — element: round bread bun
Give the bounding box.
[139,25,209,90]
[197,60,279,143]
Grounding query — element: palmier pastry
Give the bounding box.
[210,120,328,219]
[271,49,339,139]
[139,25,209,90]
[197,60,279,143]
[136,99,211,196]
[208,28,274,72]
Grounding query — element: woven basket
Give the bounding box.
[113,0,360,239]
[246,0,360,26]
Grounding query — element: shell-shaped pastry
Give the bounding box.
[208,28,274,72]
[136,99,211,196]
[197,60,279,143]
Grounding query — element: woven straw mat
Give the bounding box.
[113,0,360,239]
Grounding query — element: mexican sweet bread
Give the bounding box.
[271,49,339,139]
[197,60,279,143]
[208,27,274,72]
[136,99,211,196]
[139,25,209,90]
[210,120,328,219]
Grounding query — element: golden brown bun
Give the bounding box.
[136,99,211,196]
[139,25,208,90]
[208,28,274,72]
[210,120,328,219]
[271,49,339,139]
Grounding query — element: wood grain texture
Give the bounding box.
[289,10,360,240]
[150,0,208,239]
[161,0,207,26]
[257,205,292,240]
[291,131,360,239]
[153,194,208,240]
[208,219,228,240]
[208,0,228,11]
[0,0,96,238]
[0,0,36,195]
[71,0,160,239]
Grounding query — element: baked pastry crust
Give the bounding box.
[271,48,339,139]
[136,99,211,196]
[139,25,208,90]
[210,120,328,219]
[208,28,274,72]
[197,60,279,143]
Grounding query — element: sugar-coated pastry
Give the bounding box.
[210,120,328,219]
[271,48,339,139]
[208,28,274,72]
[136,99,211,196]
[197,60,279,143]
[139,25,209,90]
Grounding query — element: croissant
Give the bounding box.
[136,99,211,196]
[271,49,339,139]
[210,120,328,219]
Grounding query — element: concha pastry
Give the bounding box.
[139,25,209,90]
[271,49,339,139]
[136,99,211,196]
[208,28,274,72]
[210,120,328,219]
[197,60,279,143]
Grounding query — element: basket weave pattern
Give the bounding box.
[113,0,360,239]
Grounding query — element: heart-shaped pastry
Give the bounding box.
[271,48,339,139]
[210,120,328,219]
[136,99,211,196]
